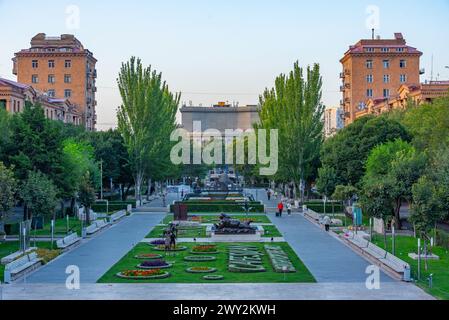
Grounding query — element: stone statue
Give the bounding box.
[213,214,257,234]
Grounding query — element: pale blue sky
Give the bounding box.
[1,0,448,130]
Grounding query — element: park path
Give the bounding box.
[22,213,164,284]
[244,188,394,283]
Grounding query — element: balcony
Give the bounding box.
[339,72,345,79]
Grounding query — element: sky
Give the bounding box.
[1,0,448,130]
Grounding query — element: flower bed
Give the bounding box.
[203,275,224,281]
[134,253,163,260]
[191,245,218,254]
[137,259,172,269]
[186,266,217,274]
[264,245,296,273]
[152,245,188,252]
[116,269,170,280]
[228,246,266,273]
[183,255,217,262]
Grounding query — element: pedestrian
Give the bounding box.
[267,189,271,201]
[277,201,284,217]
[169,230,177,251]
[323,216,331,232]
[164,231,171,255]
[287,202,292,215]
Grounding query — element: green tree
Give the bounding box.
[257,61,324,200]
[78,172,97,225]
[364,139,426,228]
[316,166,338,199]
[0,162,17,235]
[117,57,180,204]
[20,171,58,221]
[320,115,410,189]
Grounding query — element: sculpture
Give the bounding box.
[213,213,257,234]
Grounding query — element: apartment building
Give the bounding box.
[13,33,97,130]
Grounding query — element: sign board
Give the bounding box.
[373,218,385,234]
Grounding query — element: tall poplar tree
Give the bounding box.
[257,61,324,200]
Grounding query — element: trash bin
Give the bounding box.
[403,265,411,282]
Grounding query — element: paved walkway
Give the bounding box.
[21,213,164,284]
[1,282,433,300]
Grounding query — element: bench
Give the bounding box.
[4,252,42,283]
[380,253,410,274]
[109,210,127,223]
[1,247,37,265]
[305,210,321,222]
[56,233,81,250]
[362,242,388,259]
[86,219,109,235]
[348,236,369,249]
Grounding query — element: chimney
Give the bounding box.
[372,29,375,40]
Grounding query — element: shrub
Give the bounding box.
[192,245,217,253]
[140,259,169,267]
[150,239,165,245]
[121,269,165,277]
[436,229,449,250]
[35,248,61,264]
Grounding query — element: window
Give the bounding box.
[383,89,390,98]
[32,60,38,68]
[396,48,405,52]
[367,89,373,98]
[64,89,72,98]
[17,101,20,112]
[64,74,72,83]
[400,60,407,68]
[31,75,39,84]
[383,75,390,83]
[48,75,55,84]
[366,60,373,69]
[48,60,55,68]
[65,60,72,68]
[381,47,390,52]
[47,90,55,97]
[383,60,390,68]
[365,47,375,53]
[400,74,407,83]
[366,74,373,83]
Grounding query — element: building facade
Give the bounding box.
[0,77,82,125]
[13,33,97,130]
[181,102,260,137]
[324,107,344,138]
[354,81,449,119]
[340,33,422,126]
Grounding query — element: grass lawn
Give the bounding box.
[97,242,315,284]
[262,225,283,238]
[147,225,207,238]
[372,235,449,300]
[163,214,272,224]
[0,241,53,282]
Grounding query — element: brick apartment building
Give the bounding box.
[340,33,423,125]
[12,33,97,131]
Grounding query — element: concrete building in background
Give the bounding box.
[181,102,260,137]
[0,77,82,125]
[324,107,344,138]
[340,33,423,126]
[12,33,97,131]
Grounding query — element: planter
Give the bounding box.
[203,275,224,281]
[137,263,173,270]
[152,246,188,252]
[116,271,171,280]
[186,267,217,274]
[134,254,163,260]
[190,250,219,255]
[184,256,217,262]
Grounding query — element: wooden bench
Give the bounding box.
[86,219,109,235]
[56,233,81,251]
[362,242,388,259]
[4,252,42,283]
[380,253,410,274]
[109,210,126,223]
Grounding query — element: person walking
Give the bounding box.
[277,201,284,217]
[267,189,271,201]
[287,202,292,216]
[323,216,331,232]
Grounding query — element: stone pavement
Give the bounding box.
[21,213,164,284]
[1,282,434,300]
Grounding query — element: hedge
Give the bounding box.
[437,229,449,250]
[170,203,265,213]
[92,203,128,213]
[305,202,344,213]
[175,201,263,206]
